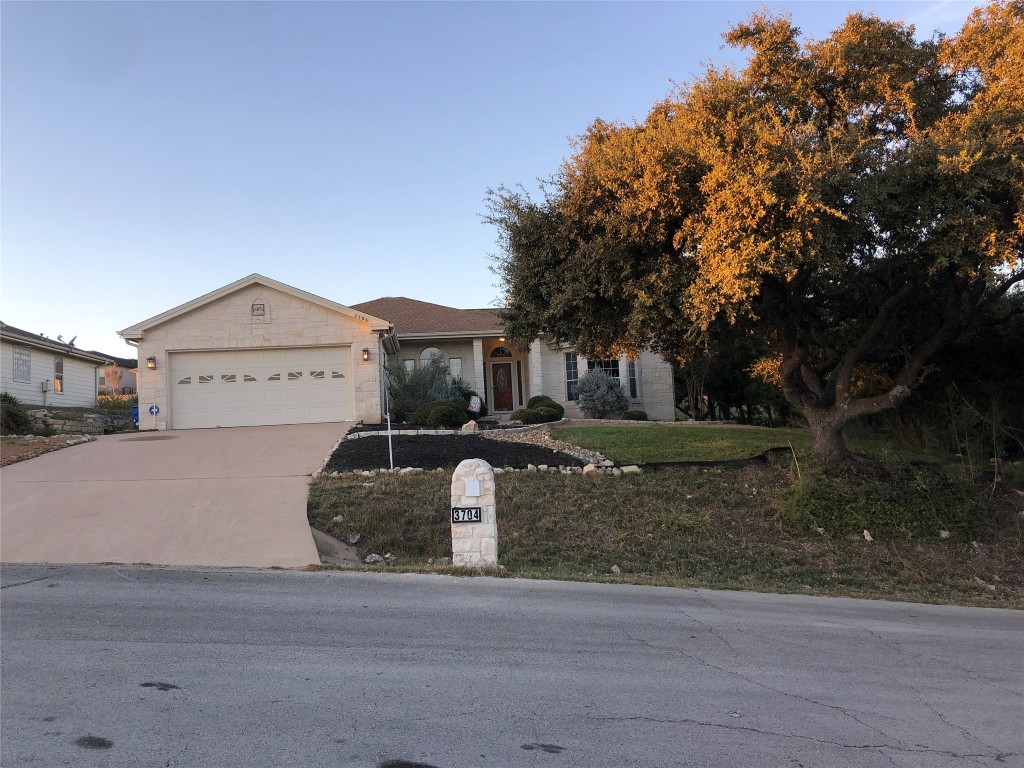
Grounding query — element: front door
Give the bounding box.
[491,362,514,412]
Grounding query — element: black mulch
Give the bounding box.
[347,422,518,434]
[324,435,585,472]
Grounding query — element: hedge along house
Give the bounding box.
[119,274,676,431]
[119,275,397,431]
[350,297,676,422]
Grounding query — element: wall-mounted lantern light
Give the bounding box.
[146,356,157,370]
[361,348,370,362]
[499,336,506,342]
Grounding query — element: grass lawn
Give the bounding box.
[550,423,940,464]
[308,462,1023,607]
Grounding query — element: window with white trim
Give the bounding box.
[420,347,443,366]
[13,348,31,383]
[627,360,638,399]
[449,357,462,379]
[53,356,64,393]
[564,352,578,401]
[587,359,620,384]
[402,359,415,373]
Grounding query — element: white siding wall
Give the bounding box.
[0,340,99,408]
[135,286,382,430]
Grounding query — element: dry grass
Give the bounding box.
[308,464,1024,607]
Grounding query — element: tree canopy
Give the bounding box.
[488,2,1023,460]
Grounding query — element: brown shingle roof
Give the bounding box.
[349,297,503,336]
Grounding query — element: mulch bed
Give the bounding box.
[324,434,585,472]
[347,422,518,434]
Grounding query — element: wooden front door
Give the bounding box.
[491,362,514,412]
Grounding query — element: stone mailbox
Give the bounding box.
[450,458,498,567]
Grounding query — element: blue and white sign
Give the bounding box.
[149,404,160,416]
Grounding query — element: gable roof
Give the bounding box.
[1,322,113,364]
[118,274,392,339]
[349,297,504,338]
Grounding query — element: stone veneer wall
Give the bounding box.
[135,285,383,430]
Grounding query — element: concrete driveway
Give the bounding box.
[0,424,348,567]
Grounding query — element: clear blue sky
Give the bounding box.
[1,1,978,356]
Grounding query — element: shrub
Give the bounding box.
[781,456,993,541]
[427,404,470,430]
[576,368,629,419]
[623,410,648,421]
[526,395,564,418]
[386,353,475,421]
[1,393,32,435]
[96,393,136,413]
[510,406,561,425]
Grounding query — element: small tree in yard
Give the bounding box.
[103,364,123,395]
[576,368,630,419]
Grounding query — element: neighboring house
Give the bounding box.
[0,322,111,407]
[95,356,139,395]
[119,274,675,431]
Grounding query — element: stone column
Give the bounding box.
[528,339,543,400]
[472,338,486,398]
[450,458,498,568]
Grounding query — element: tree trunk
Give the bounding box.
[805,409,850,463]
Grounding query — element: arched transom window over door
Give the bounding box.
[489,346,512,359]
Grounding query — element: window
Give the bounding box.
[310,370,325,379]
[221,374,236,383]
[588,359,620,383]
[331,371,345,379]
[627,361,638,399]
[287,371,303,380]
[489,346,512,358]
[420,347,443,366]
[516,361,524,406]
[177,377,192,385]
[268,373,281,381]
[99,375,106,385]
[243,374,257,382]
[402,359,415,373]
[198,375,214,384]
[13,348,30,383]
[53,356,64,393]
[449,357,462,379]
[565,352,578,401]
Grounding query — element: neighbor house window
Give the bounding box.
[53,356,64,393]
[588,359,620,384]
[13,348,31,383]
[627,361,638,399]
[449,357,462,379]
[565,352,578,401]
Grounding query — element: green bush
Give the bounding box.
[511,406,561,425]
[781,457,993,541]
[427,404,470,430]
[526,395,565,418]
[576,369,629,418]
[386,353,475,421]
[623,410,648,421]
[1,393,32,434]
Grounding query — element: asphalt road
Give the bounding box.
[1,566,1021,768]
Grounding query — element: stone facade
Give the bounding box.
[450,458,498,567]
[134,285,383,430]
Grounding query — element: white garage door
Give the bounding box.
[170,347,354,429]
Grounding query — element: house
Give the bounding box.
[119,274,675,431]
[1,322,113,407]
[95,356,139,396]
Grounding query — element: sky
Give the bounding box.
[1,0,981,357]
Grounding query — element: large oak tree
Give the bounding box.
[488,2,1023,461]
